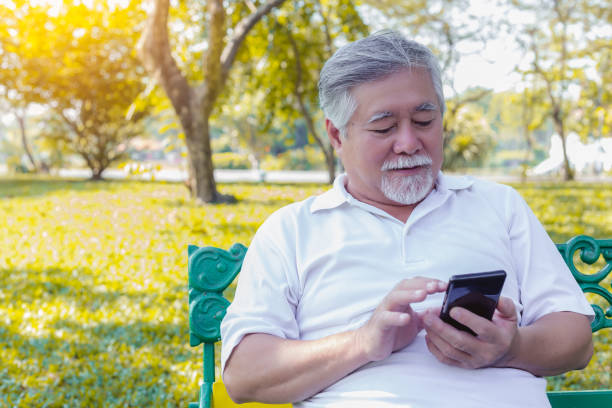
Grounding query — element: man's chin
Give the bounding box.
[381,169,434,205]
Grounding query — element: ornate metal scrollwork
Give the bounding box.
[189,292,230,345]
[188,243,247,293]
[188,243,247,347]
[557,235,612,332]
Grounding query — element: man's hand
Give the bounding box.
[355,277,447,362]
[422,296,519,369]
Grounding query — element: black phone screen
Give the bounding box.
[439,270,507,336]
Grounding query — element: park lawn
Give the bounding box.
[0,176,610,407]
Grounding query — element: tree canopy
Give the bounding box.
[0,0,149,179]
[513,0,611,180]
[220,0,368,183]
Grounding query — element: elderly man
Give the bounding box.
[220,31,594,407]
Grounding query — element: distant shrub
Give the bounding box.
[261,146,325,171]
[6,156,30,173]
[213,152,252,169]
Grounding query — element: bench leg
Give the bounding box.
[199,382,213,408]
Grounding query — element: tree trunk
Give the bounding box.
[521,128,535,184]
[560,135,574,181]
[324,149,336,184]
[184,97,220,202]
[81,153,106,181]
[553,110,574,181]
[15,112,39,172]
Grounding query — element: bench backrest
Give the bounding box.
[188,235,612,408]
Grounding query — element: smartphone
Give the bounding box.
[439,270,507,336]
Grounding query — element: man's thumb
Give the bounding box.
[497,296,517,319]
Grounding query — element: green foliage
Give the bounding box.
[0,176,610,406]
[443,100,495,170]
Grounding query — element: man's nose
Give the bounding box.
[393,122,422,155]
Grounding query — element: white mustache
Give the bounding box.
[381,155,432,171]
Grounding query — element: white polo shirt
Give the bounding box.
[220,173,593,408]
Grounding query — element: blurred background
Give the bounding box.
[1,0,610,187]
[0,0,610,406]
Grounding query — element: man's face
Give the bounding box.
[328,68,444,208]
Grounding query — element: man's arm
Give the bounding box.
[223,331,367,404]
[496,310,593,376]
[422,297,593,376]
[223,278,446,404]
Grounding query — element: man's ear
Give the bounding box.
[326,119,343,152]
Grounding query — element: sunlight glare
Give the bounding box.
[0,1,16,10]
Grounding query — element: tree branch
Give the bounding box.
[286,28,329,155]
[201,0,226,109]
[220,0,287,83]
[457,89,492,107]
[315,0,333,59]
[138,0,192,123]
[57,109,85,141]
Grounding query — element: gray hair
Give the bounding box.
[318,30,445,136]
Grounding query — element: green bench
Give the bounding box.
[187,235,612,408]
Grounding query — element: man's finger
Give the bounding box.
[395,278,447,294]
[382,289,427,311]
[378,310,413,327]
[449,307,491,337]
[425,332,469,368]
[424,310,482,355]
[495,296,517,319]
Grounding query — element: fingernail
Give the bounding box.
[415,289,424,297]
[423,314,433,326]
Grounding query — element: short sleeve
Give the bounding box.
[220,210,301,373]
[507,189,594,326]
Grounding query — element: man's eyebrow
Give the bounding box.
[366,111,394,124]
[415,102,438,112]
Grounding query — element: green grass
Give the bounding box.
[0,176,610,406]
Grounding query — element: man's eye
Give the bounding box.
[371,126,395,134]
[413,119,434,127]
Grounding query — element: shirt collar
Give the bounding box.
[435,172,475,191]
[309,171,474,214]
[310,174,350,213]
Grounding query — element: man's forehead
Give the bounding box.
[366,102,438,123]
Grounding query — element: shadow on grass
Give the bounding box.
[0,266,168,311]
[158,195,294,209]
[0,263,196,405]
[239,197,297,208]
[0,319,194,407]
[51,319,189,351]
[0,269,191,354]
[0,177,156,199]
